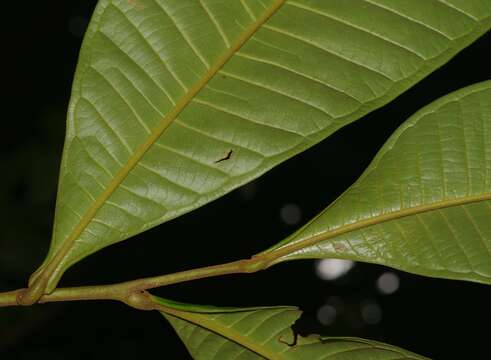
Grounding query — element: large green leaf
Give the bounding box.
[34,0,491,292]
[157,298,427,360]
[264,80,491,284]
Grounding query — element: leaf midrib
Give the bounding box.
[270,192,491,260]
[166,309,285,360]
[42,0,287,289]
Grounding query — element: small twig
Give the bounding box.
[0,255,272,309]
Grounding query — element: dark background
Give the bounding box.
[1,1,490,359]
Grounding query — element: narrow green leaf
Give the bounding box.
[265,80,491,284]
[156,297,428,360]
[36,0,491,291]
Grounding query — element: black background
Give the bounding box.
[1,1,490,359]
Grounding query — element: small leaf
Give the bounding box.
[156,297,428,360]
[35,0,491,291]
[264,80,491,284]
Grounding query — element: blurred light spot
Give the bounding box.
[317,304,337,326]
[315,259,354,280]
[280,203,301,225]
[361,301,382,325]
[238,182,257,201]
[376,272,400,295]
[69,16,88,38]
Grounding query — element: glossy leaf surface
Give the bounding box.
[266,81,491,284]
[157,298,427,360]
[37,0,491,290]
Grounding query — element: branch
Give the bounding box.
[0,256,270,309]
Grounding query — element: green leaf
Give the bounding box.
[35,0,491,291]
[156,297,428,360]
[264,80,491,284]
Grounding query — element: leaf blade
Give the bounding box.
[37,0,491,290]
[156,298,428,360]
[265,80,491,284]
